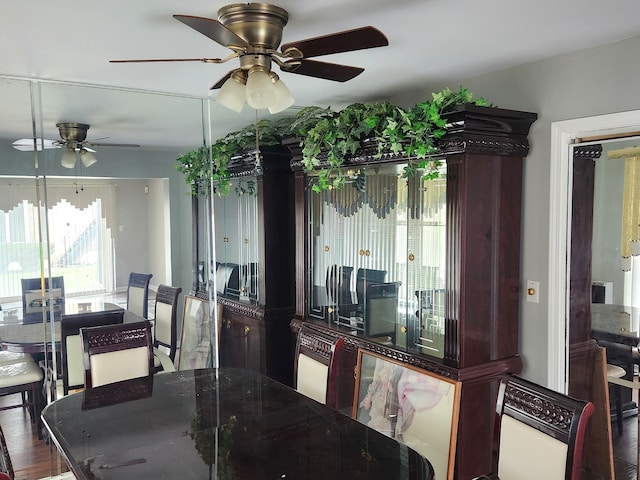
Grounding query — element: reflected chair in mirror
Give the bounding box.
[0,356,44,439]
[294,324,344,409]
[152,284,182,373]
[474,375,595,480]
[345,268,387,318]
[215,263,240,298]
[60,309,125,396]
[595,338,634,436]
[363,282,399,340]
[20,276,65,317]
[126,272,153,319]
[81,320,153,389]
[0,424,14,480]
[326,265,354,306]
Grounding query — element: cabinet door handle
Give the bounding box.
[244,326,251,336]
[226,320,232,329]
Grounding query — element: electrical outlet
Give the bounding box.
[526,280,539,303]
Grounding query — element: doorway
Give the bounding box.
[549,109,640,393]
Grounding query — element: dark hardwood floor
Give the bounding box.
[0,394,69,480]
[613,414,639,479]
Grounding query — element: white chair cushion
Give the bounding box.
[0,361,43,388]
[154,302,173,346]
[89,347,150,388]
[497,414,568,480]
[296,353,329,404]
[128,286,146,317]
[0,351,31,365]
[65,335,85,388]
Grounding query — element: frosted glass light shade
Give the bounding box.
[246,69,276,109]
[80,149,97,168]
[217,76,246,113]
[269,78,295,114]
[61,149,77,168]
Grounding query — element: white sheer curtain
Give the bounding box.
[0,181,116,298]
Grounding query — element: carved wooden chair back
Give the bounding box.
[486,375,594,480]
[81,320,153,389]
[294,324,344,409]
[60,309,124,395]
[0,424,14,480]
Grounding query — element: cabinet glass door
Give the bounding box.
[307,162,447,357]
[404,165,447,358]
[213,176,259,304]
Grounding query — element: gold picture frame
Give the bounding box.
[353,348,461,480]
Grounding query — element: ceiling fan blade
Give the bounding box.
[110,58,222,64]
[210,70,235,90]
[280,26,388,59]
[88,142,140,148]
[173,14,251,50]
[282,59,364,82]
[12,138,59,151]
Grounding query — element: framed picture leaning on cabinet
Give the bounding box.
[353,349,461,480]
[177,295,212,370]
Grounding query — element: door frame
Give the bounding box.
[549,109,640,392]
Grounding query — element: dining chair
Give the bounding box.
[0,356,44,439]
[473,374,595,480]
[0,424,14,480]
[126,272,153,319]
[152,284,182,373]
[60,309,125,396]
[20,276,65,315]
[81,320,153,389]
[294,324,344,408]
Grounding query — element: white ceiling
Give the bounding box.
[2,0,640,151]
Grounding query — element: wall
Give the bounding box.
[387,35,640,385]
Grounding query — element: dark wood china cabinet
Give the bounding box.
[285,104,537,480]
[195,146,296,386]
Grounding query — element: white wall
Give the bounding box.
[388,35,640,385]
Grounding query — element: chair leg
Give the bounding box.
[613,383,623,436]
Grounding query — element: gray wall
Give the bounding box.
[388,35,640,385]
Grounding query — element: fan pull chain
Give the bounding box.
[255,109,262,173]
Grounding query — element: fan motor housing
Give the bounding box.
[56,122,90,143]
[217,3,288,50]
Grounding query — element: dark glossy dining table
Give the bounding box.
[42,368,434,480]
[0,300,123,353]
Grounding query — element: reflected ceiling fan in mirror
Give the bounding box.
[13,122,140,169]
[110,3,389,113]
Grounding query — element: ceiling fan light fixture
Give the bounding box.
[61,148,77,169]
[268,74,294,114]
[246,66,276,110]
[217,70,247,113]
[80,149,97,168]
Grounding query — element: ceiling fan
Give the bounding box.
[12,122,140,169]
[110,3,389,113]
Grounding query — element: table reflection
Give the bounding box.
[43,368,434,480]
